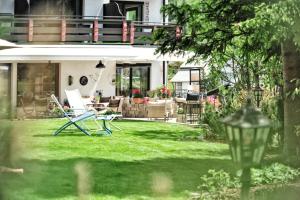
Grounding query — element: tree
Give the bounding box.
[154,0,300,160]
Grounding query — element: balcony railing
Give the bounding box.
[0,15,180,45]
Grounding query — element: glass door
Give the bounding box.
[0,64,11,118]
[116,67,131,96]
[15,0,82,16]
[116,64,150,97]
[132,67,149,96]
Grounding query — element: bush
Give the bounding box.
[190,163,300,200]
[251,163,300,185]
[201,104,225,139]
[191,169,239,200]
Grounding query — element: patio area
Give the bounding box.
[2,119,232,200]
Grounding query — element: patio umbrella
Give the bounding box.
[0,39,17,50]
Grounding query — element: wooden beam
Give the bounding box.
[176,26,181,39]
[93,20,99,42]
[61,19,66,42]
[28,19,33,42]
[130,22,135,44]
[122,20,128,42]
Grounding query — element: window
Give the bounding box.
[15,0,82,16]
[104,1,143,21]
[17,63,59,113]
[116,63,150,97]
[0,64,11,118]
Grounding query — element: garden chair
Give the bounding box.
[50,94,95,136]
[64,89,117,134]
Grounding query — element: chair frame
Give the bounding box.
[64,89,117,134]
[51,94,94,136]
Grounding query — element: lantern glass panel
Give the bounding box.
[226,125,237,162]
[253,127,270,164]
[242,128,255,167]
[233,127,241,163]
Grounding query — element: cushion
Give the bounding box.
[100,96,111,103]
[108,99,120,107]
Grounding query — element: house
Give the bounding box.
[0,0,186,116]
[171,61,207,98]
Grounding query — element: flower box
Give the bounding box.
[132,98,144,104]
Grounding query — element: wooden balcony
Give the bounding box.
[0,15,180,45]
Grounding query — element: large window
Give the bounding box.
[17,63,59,114]
[104,1,143,21]
[116,63,150,97]
[15,0,82,16]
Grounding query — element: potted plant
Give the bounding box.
[158,85,171,99]
[132,89,144,104]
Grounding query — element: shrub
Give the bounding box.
[251,163,300,185]
[190,163,300,200]
[191,169,239,200]
[201,104,225,139]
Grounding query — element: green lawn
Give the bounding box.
[2,119,233,200]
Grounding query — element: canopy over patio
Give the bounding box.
[0,39,17,50]
[0,45,190,62]
[171,61,208,83]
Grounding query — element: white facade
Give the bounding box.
[0,0,174,115]
[59,60,162,101]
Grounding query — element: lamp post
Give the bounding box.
[221,98,271,199]
[253,85,264,108]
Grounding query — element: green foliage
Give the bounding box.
[201,104,225,139]
[191,163,300,200]
[192,169,239,200]
[286,78,300,100]
[201,88,246,139]
[154,0,300,155]
[167,61,182,81]
[251,163,300,185]
[261,94,284,147]
[0,22,10,38]
[103,109,121,115]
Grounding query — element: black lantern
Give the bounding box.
[95,61,105,69]
[221,98,271,199]
[253,85,264,107]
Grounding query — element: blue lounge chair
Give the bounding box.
[51,94,95,136]
[64,89,114,135]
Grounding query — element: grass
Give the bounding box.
[2,119,233,200]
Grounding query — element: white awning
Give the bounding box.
[0,45,190,62]
[0,39,17,50]
[171,61,208,82]
[171,70,190,82]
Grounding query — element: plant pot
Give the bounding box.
[132,98,144,104]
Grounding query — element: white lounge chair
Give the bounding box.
[65,89,121,133]
[50,94,95,136]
